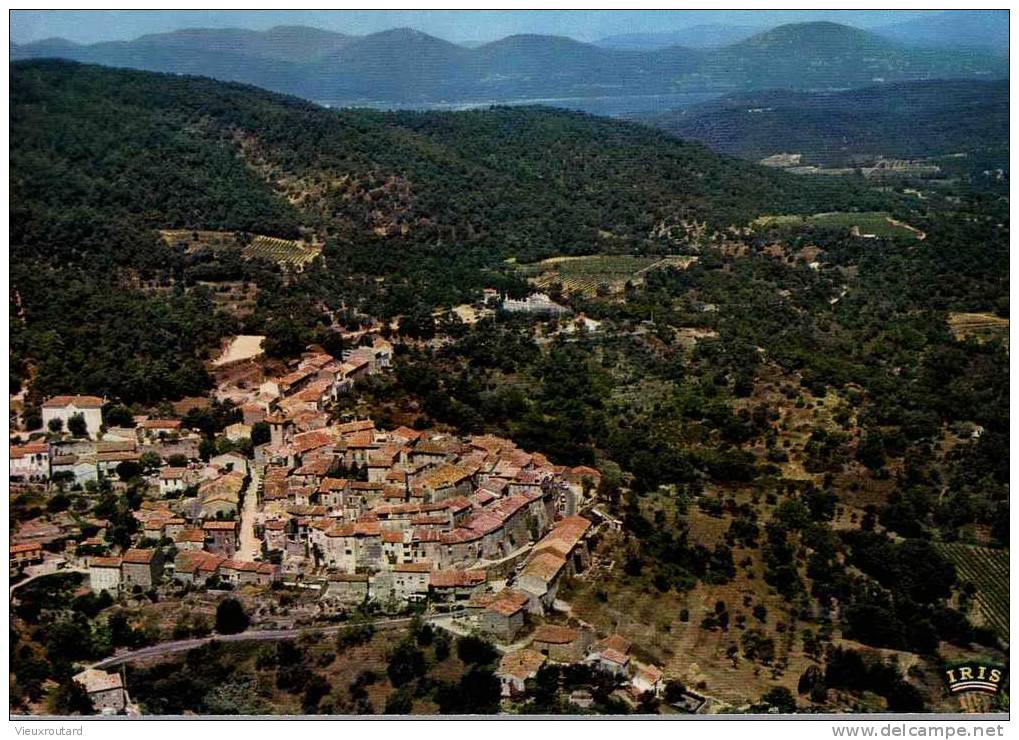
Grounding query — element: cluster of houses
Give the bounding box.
[496,630,666,707]
[11,338,676,713]
[250,415,603,632]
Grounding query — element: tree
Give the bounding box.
[48,679,94,715]
[663,679,687,704]
[140,451,162,471]
[67,413,88,438]
[386,640,426,687]
[115,461,143,482]
[384,688,413,714]
[214,598,249,634]
[761,686,797,713]
[456,635,498,666]
[47,417,64,434]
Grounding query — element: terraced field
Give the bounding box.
[515,254,697,297]
[936,543,1009,643]
[948,312,1010,347]
[243,235,321,271]
[159,230,321,271]
[752,212,923,240]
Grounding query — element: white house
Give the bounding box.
[158,467,191,496]
[9,442,50,481]
[51,453,98,487]
[41,395,104,438]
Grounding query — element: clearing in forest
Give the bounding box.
[515,254,697,297]
[935,544,1009,643]
[947,312,1009,347]
[160,230,321,271]
[213,335,266,367]
[751,212,923,240]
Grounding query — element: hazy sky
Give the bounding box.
[11,9,941,45]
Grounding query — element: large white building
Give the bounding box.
[41,395,104,438]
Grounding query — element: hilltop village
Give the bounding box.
[10,331,678,715]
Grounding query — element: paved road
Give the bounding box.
[91,616,417,669]
[10,566,89,597]
[91,609,478,669]
[236,465,263,562]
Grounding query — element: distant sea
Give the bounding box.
[317,91,722,118]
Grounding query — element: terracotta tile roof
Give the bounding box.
[89,556,122,568]
[10,542,42,554]
[498,649,546,681]
[345,430,377,448]
[43,395,103,409]
[393,562,431,573]
[121,548,155,565]
[10,443,49,459]
[202,520,238,531]
[339,419,375,435]
[594,634,631,656]
[381,530,404,544]
[159,467,189,480]
[139,419,182,430]
[175,550,225,574]
[531,624,579,645]
[292,429,336,454]
[482,588,529,617]
[429,569,486,588]
[175,528,205,543]
[533,515,592,559]
[521,551,567,583]
[390,426,422,442]
[600,648,629,666]
[74,668,123,694]
[318,477,350,492]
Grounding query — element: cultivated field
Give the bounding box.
[751,212,923,240]
[244,235,321,271]
[936,544,1009,643]
[947,312,1009,347]
[515,254,697,297]
[160,230,321,271]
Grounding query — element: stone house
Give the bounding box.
[496,649,546,698]
[121,548,164,590]
[88,556,122,593]
[477,589,529,643]
[203,520,239,556]
[73,669,125,714]
[530,624,592,663]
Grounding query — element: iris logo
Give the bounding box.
[944,663,1005,695]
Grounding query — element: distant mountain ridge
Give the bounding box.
[10,21,1007,104]
[872,10,1009,55]
[596,25,764,50]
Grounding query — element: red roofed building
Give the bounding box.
[41,396,105,438]
[121,548,163,589]
[10,442,50,481]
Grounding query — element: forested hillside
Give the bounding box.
[10,60,882,403]
[639,80,1009,171]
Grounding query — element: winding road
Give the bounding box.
[91,616,417,669]
[91,607,481,669]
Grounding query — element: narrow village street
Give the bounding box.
[237,464,262,562]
